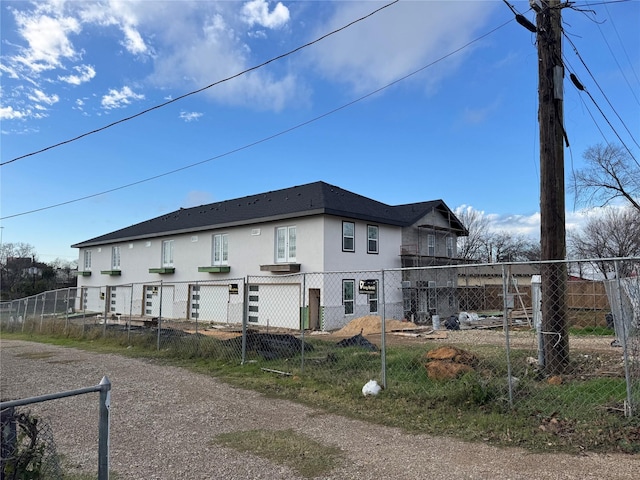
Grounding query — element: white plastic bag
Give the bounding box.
[362,379,382,396]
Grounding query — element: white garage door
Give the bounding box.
[144,285,175,318]
[190,285,229,322]
[248,284,300,329]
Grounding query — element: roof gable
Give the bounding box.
[72,181,464,247]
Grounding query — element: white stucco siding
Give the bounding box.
[323,217,402,272]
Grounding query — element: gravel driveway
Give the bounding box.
[1,339,638,479]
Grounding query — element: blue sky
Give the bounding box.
[1,0,639,263]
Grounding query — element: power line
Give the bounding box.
[583,0,640,105]
[0,0,400,167]
[564,33,640,160]
[0,19,512,221]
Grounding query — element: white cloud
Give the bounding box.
[241,0,289,29]
[121,24,147,55]
[27,89,59,106]
[306,1,497,94]
[59,64,96,85]
[148,5,304,111]
[77,1,150,56]
[101,86,144,110]
[0,106,29,120]
[179,111,203,122]
[10,6,81,74]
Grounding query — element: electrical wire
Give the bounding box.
[563,32,640,162]
[584,0,640,106]
[0,19,513,221]
[0,0,400,167]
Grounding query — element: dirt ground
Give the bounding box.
[181,314,618,353]
[2,339,639,480]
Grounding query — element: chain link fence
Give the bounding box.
[2,259,638,419]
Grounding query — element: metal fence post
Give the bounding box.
[502,264,514,409]
[380,269,387,389]
[65,288,70,332]
[98,376,111,480]
[33,295,39,331]
[614,260,635,417]
[128,284,134,343]
[103,289,109,337]
[157,280,163,351]
[241,277,248,365]
[20,299,25,332]
[41,292,46,329]
[300,273,307,373]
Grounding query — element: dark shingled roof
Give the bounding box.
[72,181,466,248]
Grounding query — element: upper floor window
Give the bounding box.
[343,279,355,315]
[367,225,379,254]
[162,240,174,267]
[212,234,228,265]
[427,234,435,256]
[84,250,92,270]
[111,246,120,269]
[276,226,296,262]
[446,237,454,258]
[343,221,355,252]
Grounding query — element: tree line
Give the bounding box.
[0,242,77,301]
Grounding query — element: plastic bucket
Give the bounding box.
[432,315,440,330]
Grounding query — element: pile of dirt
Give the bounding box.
[334,315,418,336]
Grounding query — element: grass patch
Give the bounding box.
[2,320,639,455]
[569,326,615,336]
[212,429,344,478]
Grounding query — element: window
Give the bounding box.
[367,225,379,254]
[343,279,355,315]
[83,251,92,270]
[428,280,437,310]
[343,221,355,252]
[162,240,174,267]
[212,234,228,265]
[276,226,296,262]
[427,234,435,256]
[83,250,92,270]
[111,246,120,269]
[446,237,454,257]
[368,280,378,313]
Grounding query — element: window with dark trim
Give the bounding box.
[343,279,355,315]
[343,221,355,252]
[367,225,379,254]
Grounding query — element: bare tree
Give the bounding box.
[571,143,640,213]
[568,206,640,277]
[455,206,491,261]
[488,232,541,262]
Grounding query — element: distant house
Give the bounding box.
[72,181,467,330]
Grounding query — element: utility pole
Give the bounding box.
[536,0,569,374]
